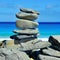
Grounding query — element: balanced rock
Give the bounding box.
[10,35,37,40]
[16,20,39,29]
[19,40,51,51]
[16,12,38,20]
[10,35,37,43]
[49,35,60,47]
[38,55,60,60]
[20,8,40,15]
[42,48,60,57]
[13,29,39,35]
[17,35,37,39]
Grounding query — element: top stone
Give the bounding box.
[20,8,40,15]
[16,12,38,20]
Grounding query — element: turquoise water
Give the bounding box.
[0,22,60,38]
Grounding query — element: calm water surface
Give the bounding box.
[0,22,60,38]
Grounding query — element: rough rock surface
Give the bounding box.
[49,35,60,47]
[19,40,51,51]
[0,55,5,60]
[16,12,38,20]
[10,35,37,39]
[13,29,39,35]
[16,20,39,29]
[6,49,30,60]
[42,48,60,57]
[20,8,40,15]
[10,35,37,43]
[38,55,60,60]
[0,48,30,60]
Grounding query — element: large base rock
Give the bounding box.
[0,48,30,60]
[38,55,60,60]
[42,48,60,57]
[19,40,51,51]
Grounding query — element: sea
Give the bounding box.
[0,22,60,38]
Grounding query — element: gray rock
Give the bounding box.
[17,35,37,39]
[16,12,38,20]
[0,48,30,60]
[13,29,39,35]
[42,48,60,57]
[51,45,60,51]
[10,35,37,39]
[19,40,51,51]
[0,48,13,56]
[13,50,30,60]
[16,20,39,29]
[49,35,60,47]
[10,35,37,43]
[20,8,40,15]
[0,55,5,60]
[6,53,18,60]
[6,50,30,60]
[38,55,60,60]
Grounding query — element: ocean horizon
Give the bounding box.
[0,22,60,38]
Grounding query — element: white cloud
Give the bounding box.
[46,4,59,9]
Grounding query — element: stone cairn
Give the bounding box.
[0,8,60,60]
[10,8,60,60]
[10,8,50,51]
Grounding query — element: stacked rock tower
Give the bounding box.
[15,8,40,42]
[10,8,50,51]
[11,8,39,45]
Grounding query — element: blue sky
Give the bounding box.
[0,0,60,22]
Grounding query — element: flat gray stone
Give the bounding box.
[13,29,39,35]
[49,35,60,47]
[0,48,13,56]
[10,35,37,43]
[16,12,38,20]
[6,53,18,60]
[38,55,60,60]
[5,49,30,60]
[0,48,30,60]
[16,20,39,29]
[10,35,37,40]
[20,8,40,15]
[6,50,30,60]
[51,45,60,51]
[42,48,60,57]
[17,35,37,39]
[19,40,51,51]
[12,50,30,60]
[0,56,5,60]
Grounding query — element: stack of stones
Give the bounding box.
[0,8,60,60]
[10,8,51,51]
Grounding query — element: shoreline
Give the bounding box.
[0,38,48,41]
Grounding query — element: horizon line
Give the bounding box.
[0,22,60,24]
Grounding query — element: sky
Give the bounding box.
[0,0,60,22]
